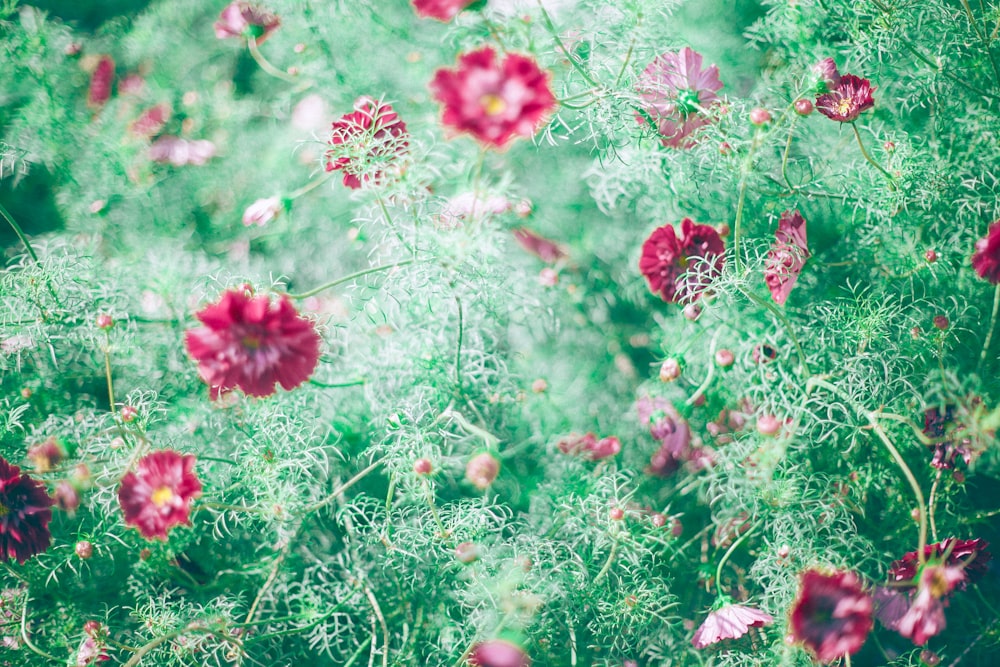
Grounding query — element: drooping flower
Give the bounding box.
[637,396,693,476]
[242,197,284,227]
[790,569,873,662]
[129,104,171,139]
[467,639,530,667]
[890,538,991,586]
[214,1,280,44]
[0,458,53,564]
[118,450,202,540]
[636,47,724,148]
[972,221,1000,284]
[556,433,621,461]
[412,0,477,21]
[430,47,556,149]
[692,601,773,648]
[765,210,809,305]
[325,97,409,190]
[184,288,322,398]
[511,227,567,263]
[811,58,841,92]
[921,407,972,470]
[148,136,216,166]
[896,563,965,645]
[639,218,726,303]
[27,436,64,473]
[87,55,115,108]
[816,74,875,123]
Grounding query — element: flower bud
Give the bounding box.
[659,358,681,382]
[650,513,666,528]
[466,452,500,489]
[538,268,558,287]
[714,349,734,367]
[924,249,938,263]
[83,621,102,636]
[531,378,548,393]
[749,107,772,125]
[467,640,530,667]
[933,315,949,330]
[683,303,702,321]
[75,540,94,560]
[455,541,481,564]
[609,507,625,521]
[756,414,781,436]
[413,458,432,475]
[242,197,284,227]
[95,314,114,330]
[794,99,813,115]
[120,405,139,423]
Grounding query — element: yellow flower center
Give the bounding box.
[480,94,507,116]
[836,99,853,116]
[241,335,261,350]
[0,503,7,518]
[151,486,174,507]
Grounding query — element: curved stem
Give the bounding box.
[287,259,416,299]
[247,37,297,82]
[422,478,448,539]
[928,470,942,544]
[738,287,811,376]
[20,595,59,661]
[593,538,619,584]
[979,283,1000,365]
[454,295,464,394]
[535,0,599,87]
[714,521,760,597]
[732,130,761,272]
[685,327,722,407]
[0,201,38,264]
[309,378,366,388]
[780,116,798,192]
[850,123,897,190]
[287,170,333,200]
[298,458,385,515]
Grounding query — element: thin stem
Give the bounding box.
[244,550,288,625]
[780,116,799,192]
[593,538,619,584]
[20,595,59,661]
[287,170,333,200]
[614,36,635,86]
[454,295,464,394]
[298,458,385,515]
[535,0,599,87]
[102,330,117,416]
[309,378,367,388]
[850,123,897,190]
[247,37,297,82]
[287,259,416,299]
[979,283,1000,365]
[714,521,760,597]
[0,201,38,263]
[732,130,760,272]
[363,586,390,667]
[738,287,812,376]
[928,470,941,544]
[422,478,448,539]
[686,327,722,407]
[844,653,852,667]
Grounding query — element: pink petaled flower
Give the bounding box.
[790,569,873,662]
[87,56,115,108]
[512,227,568,263]
[636,47,724,148]
[639,218,726,303]
[242,197,284,227]
[816,74,875,123]
[325,97,409,190]
[896,564,965,645]
[438,192,512,228]
[430,47,556,149]
[76,634,110,666]
[890,538,991,586]
[765,210,809,305]
[412,0,476,21]
[972,221,1000,284]
[556,433,620,461]
[922,407,972,470]
[27,436,64,473]
[0,457,54,563]
[692,602,773,648]
[129,104,171,139]
[467,639,530,667]
[214,1,280,44]
[185,288,321,398]
[637,397,693,476]
[872,586,911,632]
[118,450,201,540]
[812,58,841,92]
[148,136,216,166]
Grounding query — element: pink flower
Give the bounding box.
[812,58,841,91]
[325,97,409,190]
[242,197,284,227]
[765,209,809,305]
[129,104,171,139]
[972,221,1000,284]
[556,433,620,460]
[872,586,911,632]
[639,218,726,303]
[27,436,64,473]
[412,0,476,21]
[148,136,216,166]
[118,450,202,540]
[214,2,280,44]
[0,457,54,563]
[890,538,991,586]
[465,452,500,489]
[87,56,115,108]
[185,288,322,398]
[896,564,964,645]
[467,640,530,667]
[636,47,724,148]
[637,397,693,476]
[692,602,773,648]
[816,74,875,122]
[512,227,567,263]
[430,47,556,149]
[790,569,873,662]
[438,192,513,227]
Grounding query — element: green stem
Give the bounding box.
[287,170,333,200]
[308,378,367,388]
[287,259,416,299]
[298,458,384,515]
[714,521,760,597]
[454,295,464,395]
[593,538,619,584]
[928,470,941,544]
[535,0,599,87]
[20,595,59,662]
[0,201,38,263]
[979,282,1000,365]
[780,116,798,192]
[103,330,117,414]
[247,37,297,82]
[738,287,811,376]
[850,123,897,190]
[422,478,448,539]
[732,130,760,272]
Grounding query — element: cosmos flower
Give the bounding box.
[556,433,621,460]
[921,406,973,470]
[811,58,841,92]
[790,569,873,662]
[511,227,567,263]
[148,136,216,166]
[890,538,991,586]
[872,586,911,632]
[972,221,1000,284]
[639,218,725,303]
[637,396,693,476]
[325,97,409,190]
[467,640,530,667]
[636,47,724,148]
[242,197,284,227]
[87,56,115,108]
[129,104,171,139]
[816,74,875,123]
[411,0,476,21]
[0,458,53,564]
[214,1,280,44]
[185,287,322,398]
[692,601,773,648]
[896,563,965,645]
[118,450,202,540]
[765,210,809,305]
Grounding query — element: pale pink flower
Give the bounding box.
[636,47,724,148]
[765,210,809,305]
[242,197,284,227]
[692,603,773,648]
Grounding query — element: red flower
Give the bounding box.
[412,0,476,21]
[790,569,873,662]
[129,104,171,139]
[639,218,725,303]
[0,457,53,564]
[87,56,115,108]
[557,433,620,460]
[430,47,556,149]
[765,210,809,305]
[325,98,409,189]
[214,1,280,44]
[511,227,567,263]
[185,288,321,398]
[118,450,202,540]
[636,47,724,148]
[896,564,964,645]
[890,538,991,586]
[811,58,841,92]
[692,602,773,648]
[816,74,875,123]
[972,221,1000,284]
[467,640,530,667]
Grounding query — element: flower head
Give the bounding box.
[242,197,284,227]
[467,640,530,667]
[87,56,115,109]
[811,58,841,92]
[118,450,202,540]
[816,74,875,123]
[185,288,322,398]
[637,396,693,476]
[214,2,280,44]
[557,433,620,461]
[790,569,873,662]
[129,104,171,139]
[27,436,64,473]
[896,564,965,645]
[412,0,477,21]
[692,602,773,648]
[922,407,973,470]
[512,227,567,263]
[0,457,53,564]
[639,218,726,303]
[972,221,1000,284]
[148,136,216,166]
[765,210,809,305]
[890,538,991,586]
[430,47,556,149]
[636,47,724,148]
[325,97,409,190]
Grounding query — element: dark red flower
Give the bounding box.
[636,47,724,148]
[118,450,202,540]
[0,457,53,564]
[87,56,115,108]
[430,47,556,149]
[922,407,972,470]
[467,640,530,667]
[214,1,280,44]
[890,538,991,586]
[639,218,725,303]
[185,288,321,398]
[972,221,1000,284]
[511,228,567,263]
[325,97,409,190]
[692,602,773,648]
[816,74,875,123]
[790,569,873,662]
[765,210,809,305]
[412,0,476,21]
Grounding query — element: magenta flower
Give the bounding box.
[637,397,693,476]
[325,97,409,190]
[467,640,530,667]
[890,538,991,586]
[87,56,115,108]
[214,1,280,44]
[812,58,841,92]
[692,602,773,648]
[816,74,875,123]
[148,136,216,166]
[27,437,64,473]
[118,450,202,540]
[129,103,171,139]
[972,221,1000,283]
[0,457,53,564]
[511,227,567,263]
[922,407,972,470]
[639,218,725,303]
[185,288,322,398]
[557,433,620,461]
[790,569,873,662]
[765,210,809,305]
[412,0,476,21]
[896,564,965,645]
[636,47,724,148]
[430,47,556,149]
